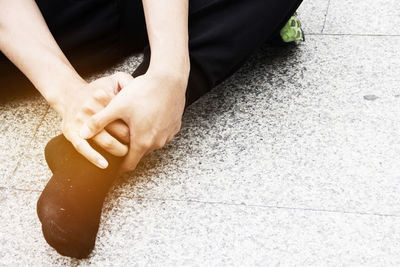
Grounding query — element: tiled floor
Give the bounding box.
[1,0,400,265]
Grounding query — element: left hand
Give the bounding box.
[79,71,188,174]
[53,73,133,169]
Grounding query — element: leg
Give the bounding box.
[35,0,148,73]
[38,0,304,259]
[0,53,33,100]
[0,0,148,98]
[35,0,149,259]
[133,0,304,106]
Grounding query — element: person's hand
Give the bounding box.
[52,72,133,169]
[79,71,188,174]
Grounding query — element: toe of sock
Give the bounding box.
[41,220,95,259]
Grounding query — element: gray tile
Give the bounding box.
[0,189,58,266]
[1,188,400,265]
[297,0,330,34]
[93,195,400,265]
[0,54,145,265]
[323,0,400,35]
[10,109,61,190]
[112,35,400,215]
[0,94,48,186]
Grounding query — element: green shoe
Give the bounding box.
[280,12,305,45]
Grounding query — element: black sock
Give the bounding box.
[37,134,122,259]
[36,53,150,259]
[36,47,210,258]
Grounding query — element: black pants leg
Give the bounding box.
[0,0,147,97]
[1,0,303,106]
[34,0,148,73]
[132,0,304,106]
[30,2,301,257]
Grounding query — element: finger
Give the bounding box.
[120,140,146,173]
[92,130,129,157]
[120,149,144,173]
[105,120,130,144]
[67,133,108,169]
[80,103,120,140]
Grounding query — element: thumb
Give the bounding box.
[80,102,120,139]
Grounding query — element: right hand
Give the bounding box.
[52,72,132,169]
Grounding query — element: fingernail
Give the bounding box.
[97,158,108,169]
[80,125,91,139]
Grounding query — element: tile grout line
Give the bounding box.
[0,186,41,193]
[2,186,399,218]
[321,0,331,33]
[7,105,50,183]
[120,196,400,218]
[306,32,400,37]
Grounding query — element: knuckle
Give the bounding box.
[136,131,158,150]
[81,104,93,114]
[90,116,101,129]
[76,112,85,122]
[93,89,111,102]
[154,140,165,150]
[148,130,158,141]
[121,127,130,140]
[101,138,114,150]
[138,138,152,150]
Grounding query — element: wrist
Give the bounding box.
[43,73,87,115]
[148,49,190,82]
[147,69,189,95]
[147,63,190,94]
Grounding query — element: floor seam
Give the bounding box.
[119,196,400,218]
[321,0,331,33]
[306,32,400,37]
[2,186,398,218]
[0,186,42,193]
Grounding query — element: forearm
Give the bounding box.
[0,0,84,110]
[142,0,190,82]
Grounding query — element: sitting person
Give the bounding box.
[0,0,304,258]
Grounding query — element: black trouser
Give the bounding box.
[1,0,303,106]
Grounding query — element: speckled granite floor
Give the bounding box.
[1,0,400,265]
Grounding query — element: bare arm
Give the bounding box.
[0,0,131,168]
[143,0,190,79]
[0,0,85,109]
[80,0,190,173]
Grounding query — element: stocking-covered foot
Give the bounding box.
[37,134,122,259]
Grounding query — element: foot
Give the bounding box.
[279,12,305,45]
[37,134,122,258]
